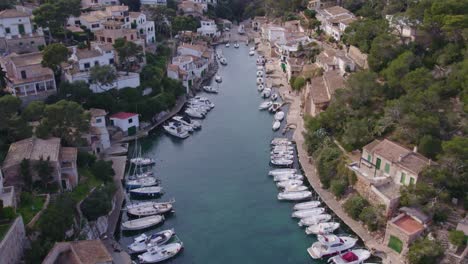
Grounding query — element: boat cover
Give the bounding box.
[342,251,358,262]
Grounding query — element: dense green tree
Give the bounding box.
[359,206,384,231]
[33,0,81,41]
[41,43,69,75]
[36,100,90,146]
[368,33,399,72]
[0,95,21,131]
[418,135,442,159]
[382,51,419,94]
[57,81,93,103]
[330,179,347,198]
[22,101,45,122]
[91,160,115,183]
[407,238,444,264]
[80,184,115,221]
[120,0,141,11]
[171,16,200,35]
[343,195,368,219]
[20,159,32,191]
[89,65,118,91]
[316,143,342,188]
[340,118,374,151]
[343,19,388,53]
[34,157,53,189]
[0,0,14,11]
[401,67,433,92]
[38,194,76,241]
[113,38,144,74]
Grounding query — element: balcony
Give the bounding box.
[348,161,392,186]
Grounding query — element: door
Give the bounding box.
[128,126,137,136]
[400,172,406,184]
[376,158,381,170]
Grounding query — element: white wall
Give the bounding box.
[110,116,139,132]
[0,16,33,37]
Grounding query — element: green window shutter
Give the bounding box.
[384,163,390,174]
[376,158,381,170]
[367,154,371,162]
[409,177,415,185]
[400,172,406,184]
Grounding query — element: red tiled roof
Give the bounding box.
[109,112,137,119]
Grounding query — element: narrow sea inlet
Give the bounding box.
[119,45,334,263]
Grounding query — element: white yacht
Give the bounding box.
[121,215,164,231]
[163,122,190,139]
[294,201,321,210]
[276,179,303,188]
[261,88,271,98]
[272,120,281,131]
[185,108,205,119]
[138,242,184,263]
[249,50,255,56]
[271,154,294,160]
[127,200,173,216]
[172,116,201,130]
[274,111,285,121]
[292,207,325,218]
[298,214,332,226]
[257,84,265,92]
[269,168,296,176]
[271,158,293,166]
[273,174,303,182]
[130,158,155,166]
[271,149,294,155]
[257,70,264,77]
[256,77,264,84]
[283,185,308,192]
[307,234,358,259]
[128,229,175,253]
[259,101,272,110]
[225,43,230,47]
[268,102,281,112]
[305,222,340,235]
[327,249,371,264]
[277,191,312,201]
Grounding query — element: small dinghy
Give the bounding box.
[305,222,340,235]
[128,229,175,253]
[327,249,371,264]
[268,102,281,112]
[269,168,296,176]
[307,234,358,259]
[225,43,230,47]
[219,57,228,65]
[261,88,271,98]
[271,93,279,101]
[257,84,265,92]
[278,191,312,201]
[271,158,293,166]
[121,215,164,231]
[126,177,159,189]
[249,50,255,56]
[138,242,184,263]
[283,185,308,192]
[127,201,173,217]
[257,70,264,77]
[294,201,321,210]
[272,120,281,131]
[273,174,303,182]
[292,207,325,218]
[276,179,303,188]
[274,111,285,121]
[259,101,272,110]
[203,86,218,93]
[257,77,264,84]
[298,214,332,227]
[234,43,240,48]
[215,75,222,83]
[130,158,155,166]
[129,186,164,198]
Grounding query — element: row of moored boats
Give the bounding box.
[256,59,284,131]
[268,138,373,263]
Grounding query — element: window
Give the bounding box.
[400,172,406,184]
[21,70,27,79]
[376,158,381,170]
[384,163,390,174]
[5,27,11,34]
[107,38,112,43]
[94,61,99,66]
[128,118,133,124]
[109,58,114,64]
[84,62,90,69]
[19,42,23,46]
[30,41,35,44]
[409,177,415,185]
[367,154,371,162]
[92,24,100,28]
[100,37,105,42]
[96,118,102,123]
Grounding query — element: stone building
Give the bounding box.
[42,240,113,264]
[0,217,26,264]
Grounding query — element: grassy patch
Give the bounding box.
[17,195,46,224]
[70,167,103,201]
[388,235,403,253]
[0,222,12,240]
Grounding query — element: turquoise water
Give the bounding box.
[118,45,349,263]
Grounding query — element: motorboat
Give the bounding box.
[185,108,205,119]
[305,222,340,235]
[256,77,264,84]
[307,234,358,259]
[268,102,281,112]
[273,174,303,182]
[215,75,222,83]
[219,57,228,65]
[257,65,264,71]
[272,120,281,131]
[121,215,164,231]
[271,138,292,144]
[172,116,201,130]
[138,242,184,263]
[130,158,155,166]
[274,111,285,121]
[163,122,190,139]
[249,50,255,56]
[126,177,159,189]
[257,71,264,77]
[294,201,321,210]
[272,141,293,146]
[261,88,271,98]
[298,214,332,226]
[271,158,293,166]
[271,150,294,156]
[128,229,175,253]
[283,185,308,192]
[225,43,230,47]
[278,191,312,201]
[129,186,164,198]
[127,200,174,216]
[257,84,265,92]
[271,154,294,160]
[327,249,371,264]
[234,43,240,48]
[276,179,303,188]
[271,93,279,101]
[292,207,325,218]
[203,86,219,93]
[250,47,255,52]
[259,101,272,110]
[269,168,297,176]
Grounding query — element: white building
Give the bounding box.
[87,108,111,154]
[190,0,217,5]
[316,6,356,41]
[197,19,219,38]
[109,112,139,134]
[62,42,141,93]
[81,0,119,9]
[141,0,167,6]
[261,25,286,44]
[129,12,156,44]
[386,14,420,43]
[0,9,46,53]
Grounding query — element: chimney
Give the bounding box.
[413,146,417,153]
[398,154,403,162]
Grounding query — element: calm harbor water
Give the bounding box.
[118,45,347,264]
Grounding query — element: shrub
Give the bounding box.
[407,238,444,264]
[77,151,96,168]
[343,195,368,220]
[0,207,16,221]
[330,179,347,198]
[359,206,384,231]
[449,230,466,247]
[80,184,115,221]
[91,160,115,183]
